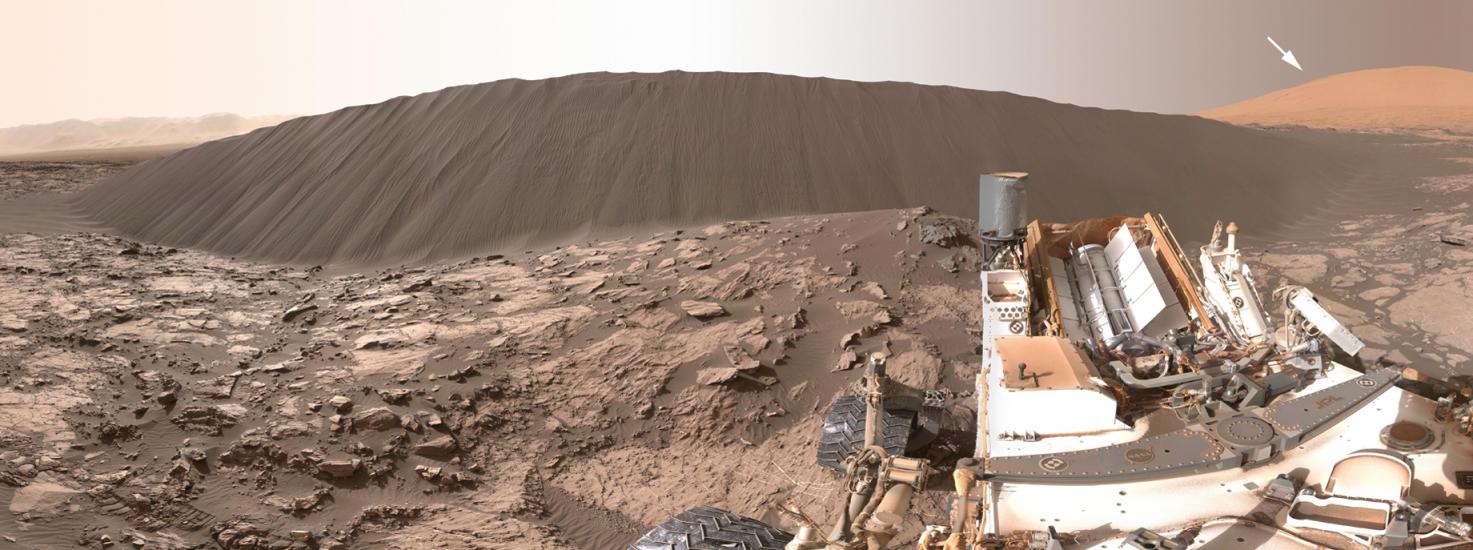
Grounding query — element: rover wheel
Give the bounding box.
[627,506,794,550]
[815,394,915,474]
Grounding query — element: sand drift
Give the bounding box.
[62,72,1359,265]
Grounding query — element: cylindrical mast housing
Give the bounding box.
[978,172,1030,241]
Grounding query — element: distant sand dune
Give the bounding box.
[57,72,1366,265]
[1198,66,1473,133]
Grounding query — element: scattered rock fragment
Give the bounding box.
[836,300,892,325]
[411,436,458,459]
[377,388,412,404]
[226,345,262,360]
[858,281,889,300]
[402,277,435,292]
[679,300,727,319]
[281,303,318,323]
[722,344,762,371]
[0,315,26,332]
[319,459,361,478]
[171,405,248,435]
[833,349,860,371]
[355,407,401,431]
[194,374,239,399]
[327,395,353,412]
[697,367,741,385]
[919,222,963,247]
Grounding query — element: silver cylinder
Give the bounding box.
[978,172,1029,240]
[1075,244,1133,338]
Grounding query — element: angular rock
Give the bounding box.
[267,420,314,440]
[376,388,412,404]
[919,222,963,247]
[680,300,727,319]
[402,278,435,292]
[722,344,761,371]
[697,367,741,385]
[354,407,401,431]
[835,300,892,325]
[319,459,360,478]
[0,315,26,332]
[193,375,238,399]
[327,395,353,412]
[281,303,318,323]
[226,345,262,360]
[171,405,247,435]
[833,349,860,372]
[411,436,458,459]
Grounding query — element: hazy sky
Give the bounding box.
[3,0,1471,128]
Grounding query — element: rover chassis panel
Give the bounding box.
[985,369,1400,484]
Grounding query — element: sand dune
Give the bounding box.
[64,72,1361,265]
[0,113,292,160]
[1198,66,1473,133]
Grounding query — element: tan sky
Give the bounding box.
[3,0,1471,128]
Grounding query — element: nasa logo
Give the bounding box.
[1039,456,1067,472]
[1315,395,1344,410]
[1125,447,1155,464]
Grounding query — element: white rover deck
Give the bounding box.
[984,362,1473,547]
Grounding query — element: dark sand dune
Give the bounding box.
[62,72,1367,265]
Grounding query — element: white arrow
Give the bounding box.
[1266,36,1302,71]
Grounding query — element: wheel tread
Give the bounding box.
[815,394,915,474]
[629,506,794,550]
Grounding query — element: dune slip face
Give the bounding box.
[66,72,1362,266]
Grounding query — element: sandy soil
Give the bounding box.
[1198,66,1473,135]
[14,72,1391,266]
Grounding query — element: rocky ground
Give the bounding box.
[0,162,131,201]
[3,143,1473,550]
[1248,155,1473,384]
[0,161,984,549]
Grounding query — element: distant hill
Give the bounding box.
[0,114,293,160]
[1198,66,1473,133]
[61,72,1359,265]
